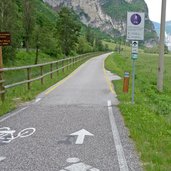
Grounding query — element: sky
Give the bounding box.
[144,0,171,23]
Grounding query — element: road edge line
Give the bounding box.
[0,107,28,123]
[107,100,129,171]
[103,58,117,96]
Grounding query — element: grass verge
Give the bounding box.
[105,52,171,171]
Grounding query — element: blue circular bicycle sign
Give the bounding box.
[131,14,141,25]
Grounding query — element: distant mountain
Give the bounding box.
[153,22,160,35]
[153,21,171,36]
[153,21,171,51]
[166,21,171,34]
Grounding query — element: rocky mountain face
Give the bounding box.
[43,0,157,43]
[153,21,171,51]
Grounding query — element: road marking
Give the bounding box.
[0,107,28,123]
[45,58,95,95]
[0,127,36,143]
[60,157,99,171]
[70,129,94,145]
[0,157,6,162]
[67,157,80,163]
[107,100,129,171]
[103,59,117,96]
[35,98,41,103]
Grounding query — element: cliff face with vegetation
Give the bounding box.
[43,0,158,43]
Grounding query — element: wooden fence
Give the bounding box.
[0,52,98,101]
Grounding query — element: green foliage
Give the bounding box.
[0,0,109,65]
[83,26,110,52]
[94,38,105,51]
[56,7,81,56]
[77,36,93,54]
[0,0,60,63]
[101,0,146,20]
[23,0,35,51]
[85,26,95,46]
[0,0,21,63]
[144,45,169,54]
[105,52,171,171]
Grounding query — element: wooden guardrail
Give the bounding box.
[0,52,98,101]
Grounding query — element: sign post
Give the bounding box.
[131,41,138,104]
[0,32,11,101]
[127,12,144,104]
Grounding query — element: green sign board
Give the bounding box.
[132,53,138,60]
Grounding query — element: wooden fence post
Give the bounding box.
[62,60,65,72]
[27,68,31,90]
[50,63,53,79]
[0,72,5,102]
[0,46,5,101]
[40,66,44,85]
[73,57,75,66]
[56,62,58,76]
[70,58,71,69]
[67,58,69,70]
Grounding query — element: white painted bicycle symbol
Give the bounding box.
[0,127,36,143]
[60,157,99,171]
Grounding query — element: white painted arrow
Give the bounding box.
[0,156,6,162]
[70,129,94,145]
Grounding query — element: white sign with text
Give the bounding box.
[127,12,145,40]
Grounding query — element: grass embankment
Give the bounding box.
[0,50,102,116]
[105,52,171,171]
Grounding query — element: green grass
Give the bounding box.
[105,52,171,171]
[0,50,102,116]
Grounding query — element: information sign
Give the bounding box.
[132,41,138,54]
[127,12,145,40]
[0,32,11,46]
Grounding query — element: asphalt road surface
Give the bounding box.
[0,53,142,171]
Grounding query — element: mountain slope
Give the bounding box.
[153,21,171,51]
[153,21,171,35]
[43,0,157,42]
[166,21,171,34]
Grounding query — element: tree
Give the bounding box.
[0,0,19,63]
[23,0,35,52]
[77,35,93,54]
[85,26,95,46]
[56,7,81,56]
[95,38,104,51]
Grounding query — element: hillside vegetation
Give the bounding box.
[101,0,146,19]
[0,0,109,66]
[101,0,157,41]
[153,21,171,35]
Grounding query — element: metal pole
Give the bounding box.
[132,59,135,104]
[157,0,167,92]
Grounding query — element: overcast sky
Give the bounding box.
[144,0,171,23]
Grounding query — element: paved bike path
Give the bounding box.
[0,53,142,171]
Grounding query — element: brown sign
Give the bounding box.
[0,32,11,46]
